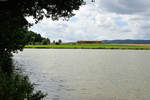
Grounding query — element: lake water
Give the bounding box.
[14,49,150,100]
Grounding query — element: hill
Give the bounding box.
[102,40,150,44]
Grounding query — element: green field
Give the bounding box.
[25,44,150,50]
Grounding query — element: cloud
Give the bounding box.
[27,0,150,42]
[98,0,150,15]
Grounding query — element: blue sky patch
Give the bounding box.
[70,17,78,22]
[113,17,128,27]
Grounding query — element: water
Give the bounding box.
[14,49,150,100]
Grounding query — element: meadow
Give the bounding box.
[25,44,150,50]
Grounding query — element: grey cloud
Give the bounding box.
[141,25,150,30]
[122,29,131,33]
[99,0,150,15]
[133,32,150,39]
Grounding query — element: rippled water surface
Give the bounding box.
[14,49,150,100]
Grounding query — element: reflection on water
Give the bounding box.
[14,49,150,100]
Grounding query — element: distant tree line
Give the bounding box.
[52,39,62,45]
[25,31,50,45]
[25,30,63,45]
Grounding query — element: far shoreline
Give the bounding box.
[24,44,150,50]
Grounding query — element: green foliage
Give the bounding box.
[0,53,46,100]
[53,39,62,45]
[0,27,27,53]
[25,44,150,50]
[2,0,85,22]
[58,39,62,44]
[41,38,50,45]
[25,30,50,45]
[53,40,56,44]
[55,42,60,45]
[0,51,14,75]
[25,31,42,43]
[0,10,28,53]
[0,70,46,100]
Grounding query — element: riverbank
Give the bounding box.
[25,44,150,50]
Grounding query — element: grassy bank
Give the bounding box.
[25,44,150,50]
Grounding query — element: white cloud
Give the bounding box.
[27,0,150,42]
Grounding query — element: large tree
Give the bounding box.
[0,0,87,99]
[0,0,85,73]
[0,0,85,53]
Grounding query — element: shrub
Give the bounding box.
[0,68,47,100]
[0,53,46,100]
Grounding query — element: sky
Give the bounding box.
[27,0,150,42]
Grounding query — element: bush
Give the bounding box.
[0,68,47,100]
[0,52,46,100]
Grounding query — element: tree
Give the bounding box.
[58,39,62,44]
[46,38,51,44]
[0,0,86,99]
[25,30,50,45]
[0,0,85,53]
[53,40,56,44]
[42,38,50,45]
